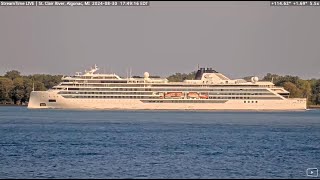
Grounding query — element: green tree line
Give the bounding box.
[0,70,62,105]
[1,70,320,105]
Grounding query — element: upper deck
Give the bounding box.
[50,65,290,99]
[58,65,275,87]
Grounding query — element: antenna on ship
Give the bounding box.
[197,64,200,70]
[129,67,132,78]
[126,67,128,79]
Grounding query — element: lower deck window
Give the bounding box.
[49,99,56,102]
[40,103,46,106]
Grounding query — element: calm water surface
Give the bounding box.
[0,107,320,178]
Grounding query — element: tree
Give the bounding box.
[262,73,281,83]
[311,79,320,105]
[296,79,312,98]
[0,77,14,103]
[10,77,25,104]
[283,82,303,98]
[34,81,46,91]
[28,74,62,89]
[4,70,21,80]
[21,78,33,103]
[167,71,196,82]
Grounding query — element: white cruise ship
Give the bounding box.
[28,65,307,110]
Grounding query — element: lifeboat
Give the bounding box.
[164,92,184,98]
[187,92,199,98]
[199,94,209,99]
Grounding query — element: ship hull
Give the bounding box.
[28,91,307,110]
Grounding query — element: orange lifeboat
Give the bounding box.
[164,92,184,98]
[187,92,199,98]
[199,94,209,99]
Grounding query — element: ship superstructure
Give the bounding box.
[28,65,306,110]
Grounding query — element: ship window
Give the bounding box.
[48,99,56,102]
[40,103,46,106]
[256,101,258,103]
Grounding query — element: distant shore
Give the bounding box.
[308,105,320,109]
[0,104,27,106]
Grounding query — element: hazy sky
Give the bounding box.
[0,1,320,79]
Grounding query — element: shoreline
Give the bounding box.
[308,105,320,109]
